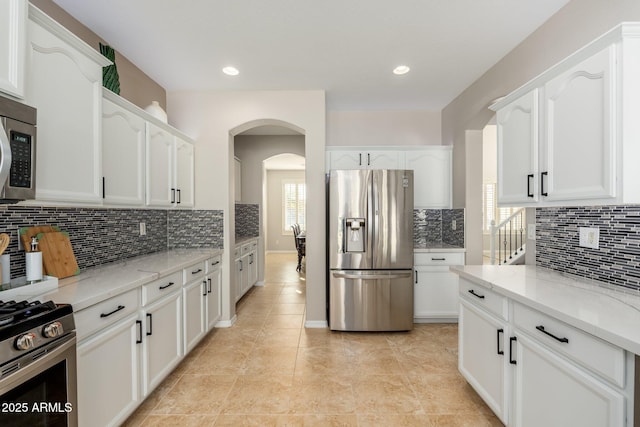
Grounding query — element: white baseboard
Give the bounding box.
[304,320,328,329]
[215,315,237,328]
[265,250,297,254]
[254,281,265,287]
[414,317,459,324]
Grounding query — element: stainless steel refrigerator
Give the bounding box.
[328,169,414,331]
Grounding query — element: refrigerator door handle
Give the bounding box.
[332,272,413,280]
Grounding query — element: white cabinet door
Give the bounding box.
[414,265,459,320]
[175,138,195,208]
[497,90,539,204]
[405,149,452,208]
[146,122,174,207]
[248,250,258,288]
[206,268,222,330]
[235,254,249,302]
[141,291,183,396]
[459,299,508,425]
[367,151,400,169]
[77,315,140,427]
[543,46,615,202]
[512,332,625,427]
[102,97,145,206]
[329,151,367,169]
[183,278,206,353]
[27,12,107,203]
[0,0,26,98]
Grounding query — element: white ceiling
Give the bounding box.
[52,0,570,110]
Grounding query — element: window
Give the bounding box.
[483,182,522,232]
[283,180,305,233]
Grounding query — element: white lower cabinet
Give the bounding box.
[458,277,633,427]
[413,252,464,322]
[511,332,625,427]
[141,291,182,396]
[77,314,140,427]
[205,257,222,330]
[235,239,259,302]
[183,275,207,353]
[459,299,508,424]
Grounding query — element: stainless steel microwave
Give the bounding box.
[0,95,36,202]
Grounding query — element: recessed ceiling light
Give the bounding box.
[393,65,410,75]
[222,66,239,76]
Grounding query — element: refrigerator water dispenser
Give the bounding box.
[344,218,365,252]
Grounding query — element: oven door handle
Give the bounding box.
[0,121,12,193]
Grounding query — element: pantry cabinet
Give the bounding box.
[102,93,146,206]
[492,23,640,207]
[27,5,110,204]
[0,0,27,98]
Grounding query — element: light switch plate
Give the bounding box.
[527,224,536,240]
[579,227,599,249]
[451,219,457,231]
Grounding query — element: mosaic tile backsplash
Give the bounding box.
[536,205,640,291]
[0,206,223,280]
[414,208,465,248]
[235,203,259,238]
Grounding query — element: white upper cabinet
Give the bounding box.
[175,137,195,208]
[102,92,145,206]
[26,5,110,204]
[492,23,640,207]
[405,148,452,208]
[496,90,539,205]
[0,0,27,98]
[146,122,175,207]
[542,46,615,202]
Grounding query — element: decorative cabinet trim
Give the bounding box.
[0,0,27,98]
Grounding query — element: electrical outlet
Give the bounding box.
[139,222,146,236]
[451,219,457,231]
[579,227,599,249]
[527,224,536,240]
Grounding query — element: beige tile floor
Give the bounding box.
[124,253,503,427]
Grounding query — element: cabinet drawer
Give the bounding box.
[142,271,182,305]
[459,278,507,320]
[512,302,625,387]
[234,246,241,259]
[414,252,464,266]
[183,260,206,283]
[75,288,139,341]
[241,242,254,255]
[207,255,222,273]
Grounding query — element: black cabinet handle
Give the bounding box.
[541,172,548,196]
[414,270,418,284]
[527,174,534,198]
[497,329,504,355]
[211,260,220,266]
[177,189,181,204]
[202,280,207,296]
[159,281,175,290]
[536,325,569,343]
[367,153,371,166]
[468,289,485,299]
[240,260,243,271]
[192,268,203,275]
[359,153,362,166]
[146,313,153,336]
[171,188,176,203]
[100,305,125,318]
[208,278,212,294]
[102,177,106,199]
[431,257,446,261]
[509,336,517,365]
[136,320,142,344]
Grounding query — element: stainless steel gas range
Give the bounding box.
[0,299,77,426]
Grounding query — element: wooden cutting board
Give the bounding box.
[20,225,59,252]
[37,231,79,278]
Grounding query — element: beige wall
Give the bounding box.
[167,90,326,327]
[30,0,166,110]
[327,110,441,146]
[266,170,305,252]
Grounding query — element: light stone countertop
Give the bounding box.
[29,249,222,311]
[414,245,466,253]
[451,265,640,355]
[235,236,259,247]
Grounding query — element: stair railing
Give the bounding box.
[490,208,526,265]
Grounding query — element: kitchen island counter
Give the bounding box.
[452,265,640,355]
[38,248,221,311]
